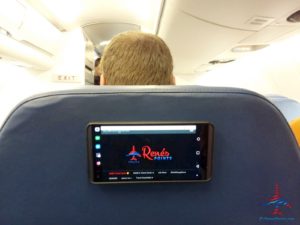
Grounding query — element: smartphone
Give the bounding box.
[87,122,214,184]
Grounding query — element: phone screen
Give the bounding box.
[87,122,214,184]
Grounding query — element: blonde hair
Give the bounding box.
[100,31,174,85]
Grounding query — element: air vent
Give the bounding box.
[209,59,235,65]
[287,10,300,23]
[246,16,274,29]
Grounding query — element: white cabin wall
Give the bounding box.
[190,34,300,102]
[49,28,86,84]
[0,28,86,127]
[193,57,277,94]
[0,61,45,127]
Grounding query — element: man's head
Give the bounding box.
[99,31,174,85]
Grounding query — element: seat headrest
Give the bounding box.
[0,86,299,225]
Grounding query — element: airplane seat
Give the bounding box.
[267,95,300,147]
[0,86,299,225]
[266,95,300,122]
[290,118,300,147]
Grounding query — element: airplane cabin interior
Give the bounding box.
[0,0,300,224]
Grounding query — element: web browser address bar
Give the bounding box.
[101,125,196,134]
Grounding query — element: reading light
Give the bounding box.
[231,44,268,53]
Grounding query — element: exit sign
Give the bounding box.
[53,74,82,83]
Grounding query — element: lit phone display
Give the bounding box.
[87,122,214,184]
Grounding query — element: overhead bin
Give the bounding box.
[0,0,61,70]
[0,0,25,36]
[0,33,54,69]
[159,0,300,75]
[158,5,254,74]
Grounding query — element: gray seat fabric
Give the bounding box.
[0,86,299,225]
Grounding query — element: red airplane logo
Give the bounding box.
[126,145,141,161]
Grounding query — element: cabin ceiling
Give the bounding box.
[159,0,300,74]
[25,0,163,32]
[26,0,300,75]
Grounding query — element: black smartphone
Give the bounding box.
[87,122,214,184]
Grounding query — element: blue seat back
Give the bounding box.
[0,86,299,225]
